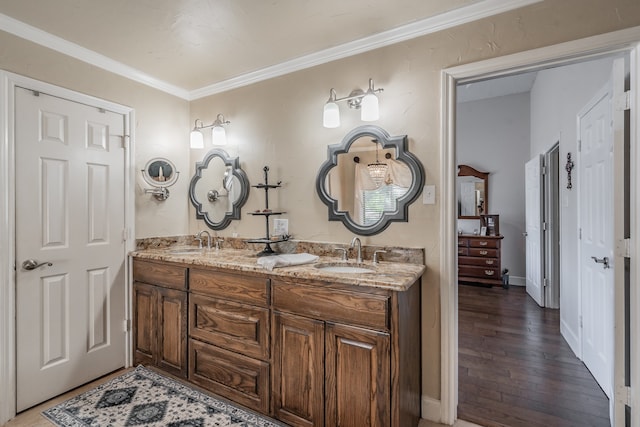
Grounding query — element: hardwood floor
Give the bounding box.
[458,283,610,427]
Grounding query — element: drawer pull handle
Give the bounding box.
[484,270,495,276]
[479,241,488,246]
[485,260,494,265]
[479,250,488,255]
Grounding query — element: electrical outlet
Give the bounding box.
[423,185,436,204]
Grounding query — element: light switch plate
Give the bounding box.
[273,218,288,236]
[423,185,436,204]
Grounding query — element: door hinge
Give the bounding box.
[98,107,106,114]
[542,222,548,231]
[615,90,631,111]
[543,278,549,288]
[120,135,130,149]
[624,238,631,258]
[619,385,632,406]
[122,228,130,242]
[578,140,582,152]
[541,166,547,176]
[123,319,131,332]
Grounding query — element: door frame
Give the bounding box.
[543,142,560,309]
[439,26,640,425]
[0,71,136,424]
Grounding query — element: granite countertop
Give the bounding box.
[130,247,425,292]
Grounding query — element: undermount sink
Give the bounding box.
[314,263,375,274]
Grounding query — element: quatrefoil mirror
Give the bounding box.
[316,125,425,235]
[189,149,250,230]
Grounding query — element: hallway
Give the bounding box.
[458,284,609,427]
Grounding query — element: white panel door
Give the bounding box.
[525,155,544,307]
[578,83,614,399]
[15,88,127,411]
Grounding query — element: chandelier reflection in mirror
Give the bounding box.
[367,139,388,187]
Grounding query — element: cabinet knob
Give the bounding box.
[479,241,488,246]
[485,260,494,265]
[484,270,495,276]
[479,250,488,256]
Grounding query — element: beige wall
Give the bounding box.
[0,30,191,238]
[2,0,640,408]
[189,0,640,401]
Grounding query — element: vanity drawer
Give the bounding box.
[459,256,499,267]
[459,265,501,279]
[468,248,499,258]
[133,259,186,290]
[189,294,269,360]
[468,238,500,249]
[272,280,389,331]
[190,268,269,307]
[189,339,270,415]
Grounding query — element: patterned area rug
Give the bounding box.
[42,365,287,427]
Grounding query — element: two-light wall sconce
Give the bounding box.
[323,78,383,128]
[190,113,230,148]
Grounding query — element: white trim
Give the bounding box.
[422,395,442,421]
[189,0,542,99]
[441,26,640,425]
[0,70,135,424]
[0,0,542,101]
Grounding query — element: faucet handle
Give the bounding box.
[373,250,387,265]
[215,237,224,250]
[335,247,348,261]
[194,235,204,249]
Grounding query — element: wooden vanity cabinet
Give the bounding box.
[187,268,271,415]
[132,259,188,378]
[272,278,420,427]
[458,234,504,286]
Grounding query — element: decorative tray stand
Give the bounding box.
[246,166,288,256]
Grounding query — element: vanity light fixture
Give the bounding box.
[190,113,231,148]
[323,78,383,128]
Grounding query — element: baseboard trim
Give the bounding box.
[507,275,525,286]
[421,395,442,422]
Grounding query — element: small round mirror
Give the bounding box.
[142,158,179,188]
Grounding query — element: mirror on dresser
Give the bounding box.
[457,164,489,219]
[189,148,250,230]
[316,125,425,236]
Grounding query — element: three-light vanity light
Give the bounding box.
[323,78,383,128]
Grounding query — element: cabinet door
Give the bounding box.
[325,323,390,427]
[273,312,325,427]
[132,282,156,366]
[156,286,188,378]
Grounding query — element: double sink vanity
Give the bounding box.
[134,124,427,426]
[130,240,424,427]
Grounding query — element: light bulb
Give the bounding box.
[323,102,340,128]
[190,129,204,148]
[361,92,379,121]
[212,125,227,145]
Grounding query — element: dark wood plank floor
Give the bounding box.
[458,283,610,427]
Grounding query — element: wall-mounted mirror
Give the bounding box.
[141,158,180,200]
[316,125,425,235]
[457,164,489,219]
[190,149,250,230]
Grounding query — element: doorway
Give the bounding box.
[442,31,639,426]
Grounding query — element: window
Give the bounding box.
[361,184,406,225]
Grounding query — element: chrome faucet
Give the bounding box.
[350,237,363,263]
[195,230,212,250]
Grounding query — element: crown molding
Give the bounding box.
[0,0,542,101]
[188,0,542,99]
[0,13,190,99]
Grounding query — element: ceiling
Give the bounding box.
[0,0,541,100]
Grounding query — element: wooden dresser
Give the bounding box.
[458,234,504,286]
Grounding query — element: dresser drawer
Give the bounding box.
[458,238,469,247]
[458,247,469,256]
[189,339,270,415]
[468,238,500,249]
[133,259,186,290]
[190,268,269,307]
[459,265,501,279]
[459,256,499,267]
[190,294,270,360]
[272,280,389,331]
[468,248,499,258]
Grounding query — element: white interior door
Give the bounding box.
[578,81,614,399]
[525,155,544,307]
[15,88,127,411]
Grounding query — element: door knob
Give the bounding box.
[591,256,610,269]
[22,259,53,270]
